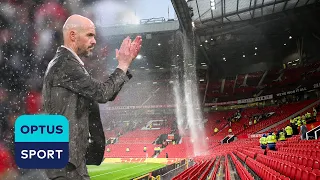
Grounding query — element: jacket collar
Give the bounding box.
[57,46,85,66]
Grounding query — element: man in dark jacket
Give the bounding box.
[42,14,142,180]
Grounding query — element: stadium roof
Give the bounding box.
[190,0,317,26]
[173,0,320,77]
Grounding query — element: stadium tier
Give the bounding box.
[104,144,160,158]
[206,61,320,103]
[119,128,171,139]
[103,99,319,160]
[172,138,320,180]
[157,144,192,158]
[264,103,320,133]
[208,99,316,138]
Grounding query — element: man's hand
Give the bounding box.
[116,36,142,72]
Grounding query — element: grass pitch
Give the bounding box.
[88,163,165,180]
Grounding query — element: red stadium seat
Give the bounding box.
[295,167,302,180]
[289,165,297,179]
[314,159,320,169]
[302,169,310,180]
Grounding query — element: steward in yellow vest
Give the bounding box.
[259,134,267,149]
[214,128,218,133]
[285,125,293,137]
[279,131,286,141]
[267,132,277,150]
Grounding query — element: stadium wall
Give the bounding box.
[102,158,183,165]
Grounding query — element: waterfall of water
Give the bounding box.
[172,30,208,157]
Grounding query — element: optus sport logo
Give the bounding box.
[14,115,69,169]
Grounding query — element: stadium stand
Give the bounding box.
[168,97,320,179]
[205,61,320,103]
[104,144,159,158]
[172,136,320,180]
[208,99,316,139]
[118,128,171,143]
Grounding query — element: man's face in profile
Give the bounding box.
[77,27,96,57]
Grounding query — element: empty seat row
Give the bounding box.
[268,151,320,169]
[225,155,231,180]
[230,153,254,180]
[247,147,265,155]
[173,159,213,180]
[256,154,320,180]
[194,159,216,180]
[287,143,320,149]
[246,156,286,180]
[209,158,221,180]
[234,150,247,162]
[198,158,216,180]
[172,163,200,180]
[239,149,256,159]
[278,147,320,158]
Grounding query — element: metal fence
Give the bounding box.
[160,160,195,180]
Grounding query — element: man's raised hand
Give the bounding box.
[130,36,142,60]
[116,36,142,72]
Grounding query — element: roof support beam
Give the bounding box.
[261,0,265,16]
[236,0,239,13]
[221,0,224,23]
[196,0,202,23]
[252,0,257,19]
[202,0,287,24]
[223,0,231,22]
[171,0,193,34]
[210,0,215,21]
[236,0,242,20]
[237,14,242,21]
[294,0,300,8]
[249,0,253,17]
[282,0,289,11]
[305,0,310,5]
[272,0,277,13]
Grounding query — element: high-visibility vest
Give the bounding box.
[267,135,277,144]
[296,120,301,126]
[302,120,306,125]
[259,137,267,145]
[144,147,147,151]
[214,128,218,133]
[272,134,277,142]
[279,132,286,141]
[285,126,293,135]
[306,112,311,118]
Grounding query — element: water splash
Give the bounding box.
[172,30,208,157]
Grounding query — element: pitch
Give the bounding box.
[88,163,165,180]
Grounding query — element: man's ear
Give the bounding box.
[70,30,76,42]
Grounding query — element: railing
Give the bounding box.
[140,17,166,24]
[160,163,188,180]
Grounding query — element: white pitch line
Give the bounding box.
[113,165,163,180]
[90,164,146,178]
[141,88,160,106]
